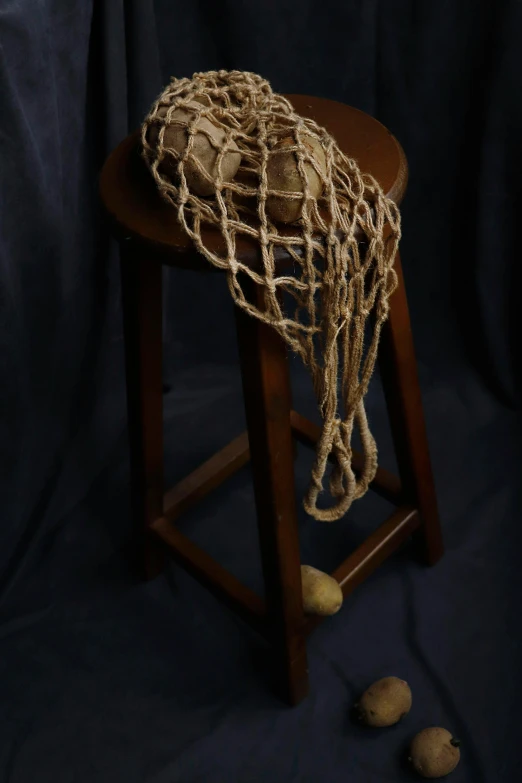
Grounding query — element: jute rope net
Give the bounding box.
[141,70,401,522]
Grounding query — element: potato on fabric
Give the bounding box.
[409,727,461,778]
[301,565,343,616]
[355,676,412,727]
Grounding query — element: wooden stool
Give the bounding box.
[100,95,444,706]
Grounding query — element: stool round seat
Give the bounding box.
[99,95,408,271]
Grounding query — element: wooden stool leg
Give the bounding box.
[378,252,444,566]
[120,245,165,580]
[235,282,308,705]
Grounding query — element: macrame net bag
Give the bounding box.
[141,70,401,523]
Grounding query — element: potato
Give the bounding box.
[146,101,241,196]
[301,565,343,616]
[355,676,412,727]
[266,134,326,224]
[409,727,461,778]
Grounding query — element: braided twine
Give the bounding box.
[141,70,401,522]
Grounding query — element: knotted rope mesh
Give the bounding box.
[141,70,401,522]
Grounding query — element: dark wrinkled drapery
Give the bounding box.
[1,1,521,781]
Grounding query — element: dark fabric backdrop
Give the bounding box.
[1,1,521,781]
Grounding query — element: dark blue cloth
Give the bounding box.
[1,1,521,781]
